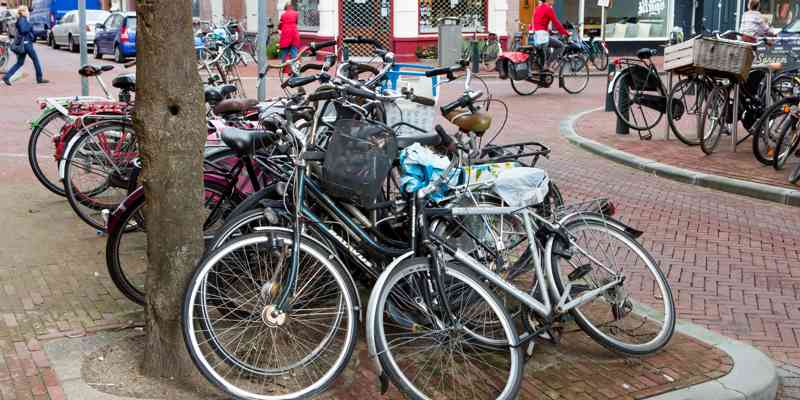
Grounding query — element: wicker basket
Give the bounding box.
[664,37,755,81]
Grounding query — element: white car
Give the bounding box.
[49,10,109,52]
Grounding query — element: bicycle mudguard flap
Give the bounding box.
[497,51,530,81]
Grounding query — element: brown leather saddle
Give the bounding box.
[445,109,493,135]
[213,98,259,115]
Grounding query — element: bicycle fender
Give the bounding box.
[607,69,623,94]
[365,252,415,375]
[58,132,86,180]
[106,186,145,233]
[558,211,644,239]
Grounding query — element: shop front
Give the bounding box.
[287,0,510,61]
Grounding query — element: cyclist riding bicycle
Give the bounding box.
[531,0,570,70]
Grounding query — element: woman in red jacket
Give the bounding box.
[531,0,569,70]
[278,2,301,60]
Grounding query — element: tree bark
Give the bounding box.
[133,0,206,382]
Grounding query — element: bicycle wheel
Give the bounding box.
[373,258,523,400]
[510,57,541,96]
[753,97,798,165]
[183,232,358,400]
[28,109,70,196]
[790,163,800,185]
[611,67,666,131]
[105,180,234,305]
[549,214,675,355]
[773,112,800,170]
[771,75,800,100]
[666,76,710,146]
[559,54,589,94]
[590,41,608,71]
[698,85,731,155]
[63,120,138,231]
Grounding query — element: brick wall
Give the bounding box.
[224,0,245,21]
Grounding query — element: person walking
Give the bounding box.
[278,1,301,61]
[3,5,48,86]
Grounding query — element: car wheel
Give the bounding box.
[51,34,60,50]
[114,45,125,63]
[69,35,78,53]
[94,42,103,59]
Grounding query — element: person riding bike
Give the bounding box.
[531,0,570,71]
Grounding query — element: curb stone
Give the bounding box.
[560,107,800,207]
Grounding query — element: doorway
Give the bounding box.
[340,0,393,56]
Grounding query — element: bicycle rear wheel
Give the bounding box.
[612,67,666,131]
[373,258,523,400]
[559,54,589,94]
[666,76,710,146]
[773,113,800,170]
[28,109,70,196]
[699,85,731,155]
[752,97,798,166]
[790,163,800,185]
[549,214,675,355]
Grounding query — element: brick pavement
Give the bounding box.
[576,109,799,189]
[0,43,794,399]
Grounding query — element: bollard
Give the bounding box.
[605,62,616,112]
[616,73,630,135]
[471,40,480,73]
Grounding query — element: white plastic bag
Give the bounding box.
[493,167,550,207]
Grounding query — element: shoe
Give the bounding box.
[9,71,26,83]
[2,79,9,86]
[37,79,50,84]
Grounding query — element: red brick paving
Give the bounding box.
[0,42,794,399]
[577,109,800,189]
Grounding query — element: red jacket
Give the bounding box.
[279,9,301,48]
[532,3,569,36]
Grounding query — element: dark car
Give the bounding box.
[93,12,135,63]
[29,0,102,40]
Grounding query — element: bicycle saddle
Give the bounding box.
[446,109,492,135]
[221,127,275,154]
[204,87,223,105]
[78,64,114,77]
[213,98,258,115]
[636,48,657,60]
[111,74,136,92]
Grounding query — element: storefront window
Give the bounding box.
[591,0,668,39]
[419,0,487,33]
[756,0,799,30]
[296,0,320,31]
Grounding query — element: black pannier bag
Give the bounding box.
[322,119,398,207]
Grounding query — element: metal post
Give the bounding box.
[470,40,480,73]
[732,83,739,152]
[601,5,606,42]
[256,0,267,101]
[616,75,630,135]
[665,72,673,140]
[605,62,615,112]
[765,69,773,108]
[79,0,88,96]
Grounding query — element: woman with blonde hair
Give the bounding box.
[3,5,48,86]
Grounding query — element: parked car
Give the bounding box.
[49,9,108,52]
[94,12,135,62]
[778,18,800,38]
[29,0,102,40]
[0,9,17,37]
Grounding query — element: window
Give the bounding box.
[62,13,73,24]
[757,0,799,29]
[126,17,136,31]
[296,0,320,31]
[419,0,487,34]
[595,0,669,39]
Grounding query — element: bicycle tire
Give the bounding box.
[771,75,800,100]
[27,109,70,196]
[590,41,608,71]
[773,113,800,170]
[611,67,666,131]
[699,84,730,155]
[183,232,358,400]
[373,258,523,400]
[510,56,541,96]
[63,120,138,231]
[550,214,675,355]
[790,163,800,184]
[666,76,710,146]
[752,96,799,166]
[559,54,589,94]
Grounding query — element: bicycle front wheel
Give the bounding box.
[752,96,798,165]
[373,258,523,400]
[699,84,730,155]
[790,163,800,185]
[773,112,800,170]
[559,54,589,94]
[549,214,675,355]
[591,41,608,71]
[667,76,711,146]
[28,109,70,196]
[183,232,358,400]
[612,67,666,131]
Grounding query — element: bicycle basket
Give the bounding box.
[322,119,398,207]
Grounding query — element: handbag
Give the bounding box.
[10,36,24,55]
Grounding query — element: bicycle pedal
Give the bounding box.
[567,264,593,281]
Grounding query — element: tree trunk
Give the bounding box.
[133,0,206,382]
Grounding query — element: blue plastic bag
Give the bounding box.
[399,143,460,202]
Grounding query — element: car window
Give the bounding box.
[111,15,122,29]
[126,17,136,31]
[786,19,800,33]
[64,13,74,24]
[88,11,109,23]
[102,14,113,27]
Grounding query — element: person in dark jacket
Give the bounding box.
[3,5,48,86]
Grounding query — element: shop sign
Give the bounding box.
[755,37,800,69]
